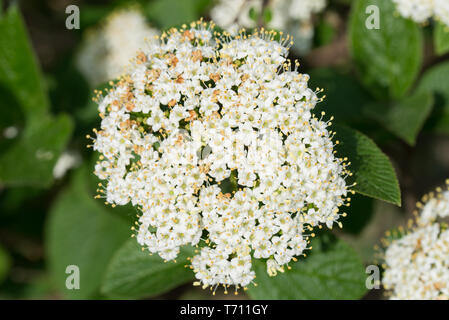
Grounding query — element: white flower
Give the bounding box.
[420,190,449,224]
[391,0,449,28]
[392,0,434,23]
[435,0,449,28]
[91,20,350,292]
[382,183,449,300]
[210,0,327,54]
[210,0,260,34]
[266,257,284,276]
[288,0,326,21]
[76,8,159,86]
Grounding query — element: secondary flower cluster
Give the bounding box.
[76,8,159,86]
[382,184,449,300]
[90,20,351,292]
[391,0,449,27]
[211,0,327,54]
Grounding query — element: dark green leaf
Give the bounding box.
[0,5,49,124]
[0,5,74,187]
[102,239,195,299]
[335,125,401,206]
[247,234,367,299]
[0,115,73,187]
[349,0,423,99]
[365,92,434,145]
[309,68,372,124]
[46,166,130,299]
[416,61,449,134]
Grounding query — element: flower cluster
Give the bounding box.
[382,183,449,300]
[76,8,159,86]
[90,20,351,292]
[392,0,449,27]
[211,0,327,54]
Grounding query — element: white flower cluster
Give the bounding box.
[90,21,350,292]
[392,0,449,27]
[211,0,327,54]
[76,8,159,86]
[382,186,449,300]
[420,189,449,224]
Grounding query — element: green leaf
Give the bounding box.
[416,61,449,134]
[102,239,195,299]
[335,125,401,206]
[0,5,74,187]
[434,22,449,56]
[263,8,273,25]
[46,165,130,299]
[146,0,208,29]
[309,68,372,124]
[349,0,423,99]
[249,7,258,22]
[0,5,49,124]
[0,114,73,187]
[22,275,58,300]
[365,92,434,145]
[247,234,367,299]
[0,244,11,284]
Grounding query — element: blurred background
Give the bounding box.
[0,0,448,300]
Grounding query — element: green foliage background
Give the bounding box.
[0,0,448,300]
